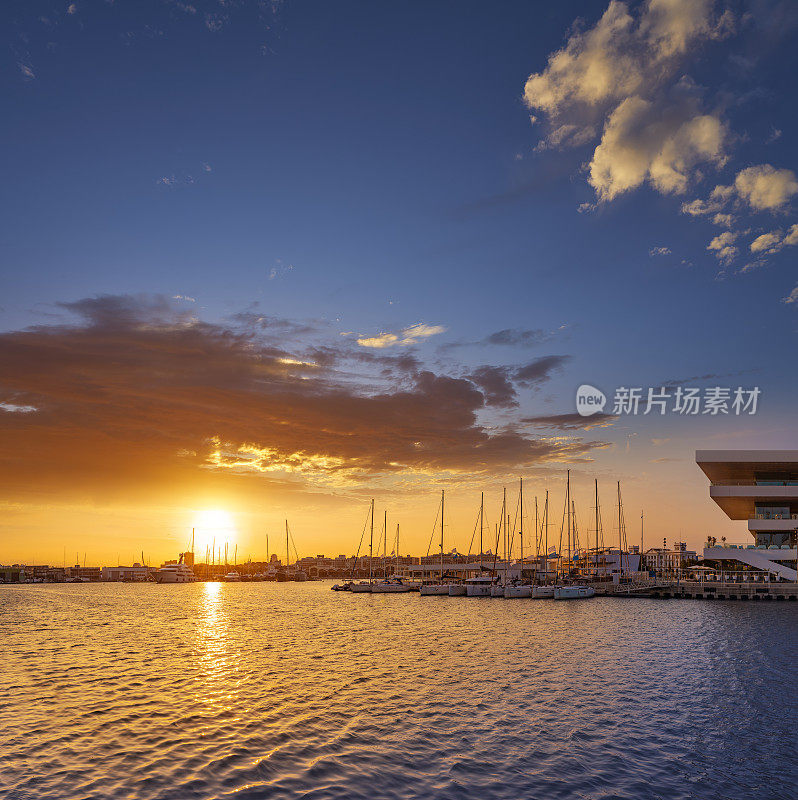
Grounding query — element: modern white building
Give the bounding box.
[101,563,158,581]
[696,450,798,581]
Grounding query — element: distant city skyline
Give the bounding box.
[2,0,798,563]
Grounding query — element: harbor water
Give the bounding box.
[2,581,797,800]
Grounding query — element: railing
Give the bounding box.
[710,480,798,487]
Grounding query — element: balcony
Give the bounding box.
[709,483,798,519]
[748,517,798,532]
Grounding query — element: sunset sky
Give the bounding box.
[2,0,798,565]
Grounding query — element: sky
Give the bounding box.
[2,0,798,565]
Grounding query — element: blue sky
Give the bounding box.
[2,0,798,560]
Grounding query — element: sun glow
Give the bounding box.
[193,508,237,560]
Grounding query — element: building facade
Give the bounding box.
[696,450,798,581]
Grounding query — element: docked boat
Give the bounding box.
[420,490,450,597]
[156,562,197,584]
[465,575,493,597]
[420,583,449,595]
[224,571,241,582]
[372,578,414,593]
[490,583,506,597]
[350,581,373,593]
[532,585,555,599]
[331,581,352,591]
[554,585,595,600]
[448,583,466,596]
[504,584,532,598]
[291,569,308,582]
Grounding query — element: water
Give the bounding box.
[1,582,797,800]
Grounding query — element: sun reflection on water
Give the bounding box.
[195,582,240,717]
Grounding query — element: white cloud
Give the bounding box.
[67,3,77,15]
[782,285,798,305]
[0,403,37,413]
[524,0,731,154]
[356,333,399,349]
[589,94,726,201]
[18,62,35,80]
[649,246,671,256]
[707,230,738,265]
[747,224,798,257]
[399,323,446,343]
[734,165,798,211]
[356,323,446,349]
[750,230,782,254]
[711,212,734,227]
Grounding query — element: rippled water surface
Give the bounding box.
[2,582,797,799]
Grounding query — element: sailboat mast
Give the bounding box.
[396,523,400,576]
[544,491,549,583]
[384,509,388,579]
[502,487,507,583]
[285,520,289,570]
[566,469,571,581]
[534,496,539,584]
[440,489,445,581]
[641,510,644,563]
[519,477,524,583]
[479,492,484,573]
[369,499,374,583]
[617,482,623,578]
[594,479,599,574]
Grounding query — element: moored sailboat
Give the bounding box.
[420,490,449,595]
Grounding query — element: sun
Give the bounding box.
[192,509,237,559]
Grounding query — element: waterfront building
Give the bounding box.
[696,450,798,581]
[101,563,159,581]
[641,542,698,576]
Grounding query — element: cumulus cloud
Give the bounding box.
[746,224,798,257]
[749,230,782,254]
[649,246,671,256]
[707,230,738,265]
[524,0,733,200]
[734,165,798,211]
[589,92,726,201]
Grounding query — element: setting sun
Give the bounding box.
[193,509,237,559]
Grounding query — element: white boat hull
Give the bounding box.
[554,585,596,600]
[448,585,467,596]
[532,586,555,599]
[504,585,533,598]
[490,585,506,597]
[419,584,449,595]
[350,582,373,593]
[466,583,492,597]
[371,583,413,593]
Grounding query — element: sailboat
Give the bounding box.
[506,478,533,598]
[420,490,449,595]
[351,500,376,592]
[465,493,494,596]
[372,519,414,593]
[489,490,508,596]
[532,492,555,598]
[553,471,595,600]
